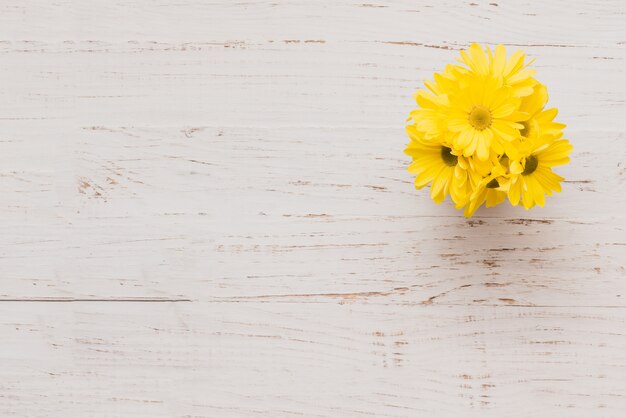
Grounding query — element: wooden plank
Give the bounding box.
[1,302,626,417]
[0,1,624,45]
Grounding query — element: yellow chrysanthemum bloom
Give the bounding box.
[504,136,573,209]
[405,125,476,207]
[460,43,537,97]
[519,84,565,138]
[409,44,535,162]
[446,73,528,161]
[465,156,508,217]
[405,43,572,217]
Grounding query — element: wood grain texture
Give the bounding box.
[0,0,625,416]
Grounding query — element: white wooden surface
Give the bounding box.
[1,1,625,416]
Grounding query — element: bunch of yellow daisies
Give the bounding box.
[405,43,573,217]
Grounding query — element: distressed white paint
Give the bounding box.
[0,0,625,416]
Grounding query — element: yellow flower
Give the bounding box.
[505,137,573,209]
[405,126,474,207]
[409,44,533,162]
[519,83,566,140]
[460,44,537,97]
[466,180,507,217]
[408,64,461,140]
[446,73,528,161]
[465,156,508,217]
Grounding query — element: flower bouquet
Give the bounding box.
[405,43,573,217]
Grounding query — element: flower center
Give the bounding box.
[441,146,458,167]
[499,154,509,166]
[486,178,499,188]
[522,155,538,175]
[468,106,492,131]
[520,121,532,137]
[499,154,510,174]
